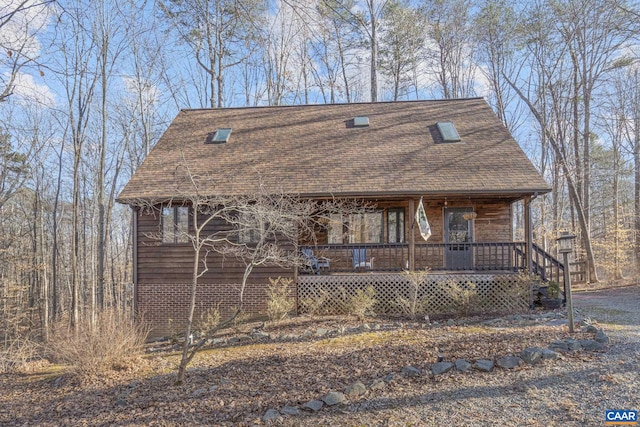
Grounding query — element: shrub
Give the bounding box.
[348,286,377,320]
[0,335,42,374]
[395,269,431,320]
[299,286,329,316]
[193,304,221,338]
[48,309,148,379]
[266,277,296,322]
[443,280,479,317]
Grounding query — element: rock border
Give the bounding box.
[260,316,610,423]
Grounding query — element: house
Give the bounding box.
[118,98,555,337]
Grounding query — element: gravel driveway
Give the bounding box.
[573,285,640,350]
[290,286,640,426]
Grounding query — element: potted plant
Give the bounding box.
[541,280,562,309]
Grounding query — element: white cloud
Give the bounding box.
[0,0,51,55]
[7,71,56,107]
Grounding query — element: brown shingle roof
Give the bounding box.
[117,98,550,202]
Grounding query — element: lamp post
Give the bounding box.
[557,232,576,333]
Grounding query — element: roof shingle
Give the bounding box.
[118,98,551,202]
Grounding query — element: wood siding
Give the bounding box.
[136,207,294,286]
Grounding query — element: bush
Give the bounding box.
[48,309,148,379]
[396,269,431,320]
[299,286,331,315]
[266,277,296,322]
[348,286,377,320]
[0,336,42,374]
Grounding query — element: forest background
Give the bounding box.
[2,0,640,340]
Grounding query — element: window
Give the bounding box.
[238,211,262,244]
[388,208,405,243]
[162,206,189,243]
[436,121,461,143]
[205,128,232,144]
[327,214,344,244]
[327,212,383,244]
[353,116,369,127]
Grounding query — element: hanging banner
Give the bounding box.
[416,198,431,241]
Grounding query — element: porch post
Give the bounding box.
[409,198,415,271]
[524,196,533,274]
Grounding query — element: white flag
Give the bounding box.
[416,198,431,241]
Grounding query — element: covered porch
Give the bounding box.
[299,241,528,274]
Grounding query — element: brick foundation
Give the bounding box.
[137,282,296,338]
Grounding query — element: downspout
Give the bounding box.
[132,207,138,317]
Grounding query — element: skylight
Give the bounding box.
[205,128,232,144]
[436,122,461,143]
[353,116,369,127]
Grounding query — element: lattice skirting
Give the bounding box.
[297,273,530,317]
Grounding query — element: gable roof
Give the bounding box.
[117,98,550,203]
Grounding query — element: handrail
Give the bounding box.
[300,242,528,274]
[528,243,564,285]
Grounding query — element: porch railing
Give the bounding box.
[300,242,527,274]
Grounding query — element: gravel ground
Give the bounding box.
[283,286,640,427]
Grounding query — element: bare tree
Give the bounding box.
[378,1,425,100]
[130,164,362,384]
[159,0,265,108]
[422,0,476,99]
[0,0,53,102]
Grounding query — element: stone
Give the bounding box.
[401,366,421,377]
[496,356,522,369]
[322,391,346,406]
[579,339,606,351]
[520,347,543,365]
[345,382,367,398]
[115,399,127,406]
[541,348,560,360]
[446,319,456,326]
[226,337,240,344]
[251,331,270,340]
[360,324,371,331]
[383,373,396,382]
[549,340,570,353]
[370,379,385,390]
[372,324,381,330]
[431,361,454,375]
[301,400,324,412]
[474,359,494,372]
[563,339,581,351]
[315,328,329,337]
[594,329,610,344]
[547,319,568,326]
[280,405,300,416]
[262,409,280,422]
[455,358,472,372]
[211,338,226,345]
[582,324,599,334]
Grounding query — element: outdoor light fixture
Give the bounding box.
[557,231,577,332]
[557,231,576,254]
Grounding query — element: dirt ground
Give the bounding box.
[0,286,638,426]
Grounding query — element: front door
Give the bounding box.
[444,207,474,270]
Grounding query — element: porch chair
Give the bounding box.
[352,248,374,271]
[301,248,330,274]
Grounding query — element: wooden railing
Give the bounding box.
[530,243,565,285]
[300,242,528,274]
